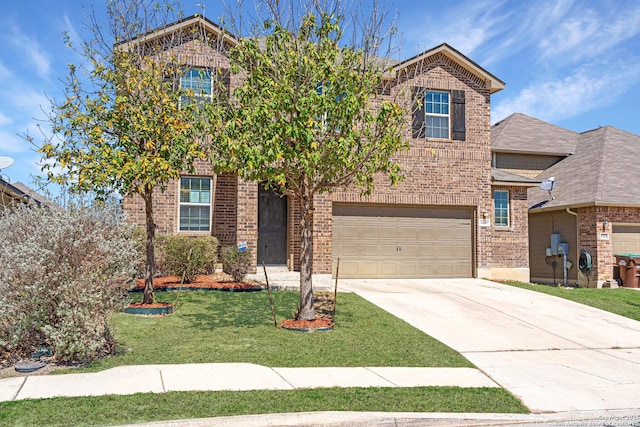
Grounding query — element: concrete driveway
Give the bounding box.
[340,278,640,413]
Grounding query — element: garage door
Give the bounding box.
[332,205,473,278]
[613,225,640,254]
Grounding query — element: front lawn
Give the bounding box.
[502,281,640,321]
[83,290,471,371]
[0,289,530,425]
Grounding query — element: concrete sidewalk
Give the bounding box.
[0,363,498,402]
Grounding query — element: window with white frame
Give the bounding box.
[179,177,211,232]
[425,91,450,139]
[494,190,509,227]
[180,68,213,104]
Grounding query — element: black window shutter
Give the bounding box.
[412,87,426,139]
[217,68,231,97]
[452,89,466,141]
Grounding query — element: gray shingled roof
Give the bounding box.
[528,126,640,209]
[11,182,48,205]
[492,113,579,155]
[492,168,540,186]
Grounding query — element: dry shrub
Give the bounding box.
[0,203,137,363]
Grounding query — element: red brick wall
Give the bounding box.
[213,173,238,249]
[122,159,217,235]
[578,206,640,284]
[332,53,494,276]
[236,178,258,273]
[491,185,530,268]
[286,194,332,274]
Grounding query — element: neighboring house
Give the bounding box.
[492,113,640,287]
[0,179,46,209]
[124,15,535,282]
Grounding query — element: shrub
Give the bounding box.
[163,235,218,283]
[0,203,137,364]
[221,246,252,282]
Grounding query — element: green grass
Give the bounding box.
[0,289,529,425]
[502,281,640,321]
[79,290,472,371]
[0,387,528,427]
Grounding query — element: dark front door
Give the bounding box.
[258,186,287,265]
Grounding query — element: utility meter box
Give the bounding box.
[558,243,569,255]
[550,234,561,255]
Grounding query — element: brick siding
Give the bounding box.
[122,23,517,278]
[491,185,530,268]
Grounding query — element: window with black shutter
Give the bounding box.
[411,87,466,141]
[412,87,426,139]
[451,89,466,141]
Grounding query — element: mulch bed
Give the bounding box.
[280,317,333,329]
[130,273,265,292]
[280,292,336,331]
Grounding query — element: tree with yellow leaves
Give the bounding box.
[34,0,224,304]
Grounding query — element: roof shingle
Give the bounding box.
[528,126,640,209]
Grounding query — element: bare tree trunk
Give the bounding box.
[143,186,156,305]
[298,196,315,320]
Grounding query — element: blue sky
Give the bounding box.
[2,0,640,191]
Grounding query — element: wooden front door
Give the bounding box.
[258,186,287,265]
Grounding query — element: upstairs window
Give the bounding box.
[180,68,213,103]
[179,177,211,232]
[412,88,466,141]
[425,91,450,139]
[180,68,230,106]
[494,190,509,227]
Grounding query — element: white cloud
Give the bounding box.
[538,3,640,62]
[0,129,29,153]
[492,60,640,124]
[474,0,576,65]
[5,24,52,79]
[0,113,11,127]
[62,14,81,50]
[403,0,511,56]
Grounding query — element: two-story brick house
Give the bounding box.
[123,15,533,282]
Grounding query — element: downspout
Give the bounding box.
[566,208,579,286]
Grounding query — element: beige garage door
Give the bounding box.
[613,225,640,254]
[332,205,473,278]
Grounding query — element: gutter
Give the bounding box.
[530,201,640,213]
[492,181,540,187]
[491,148,574,157]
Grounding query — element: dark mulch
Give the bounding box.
[131,273,264,292]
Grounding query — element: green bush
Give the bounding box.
[163,235,218,283]
[221,246,252,282]
[0,203,137,364]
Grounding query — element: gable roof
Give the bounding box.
[528,126,640,210]
[393,43,505,94]
[492,113,579,156]
[115,14,238,51]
